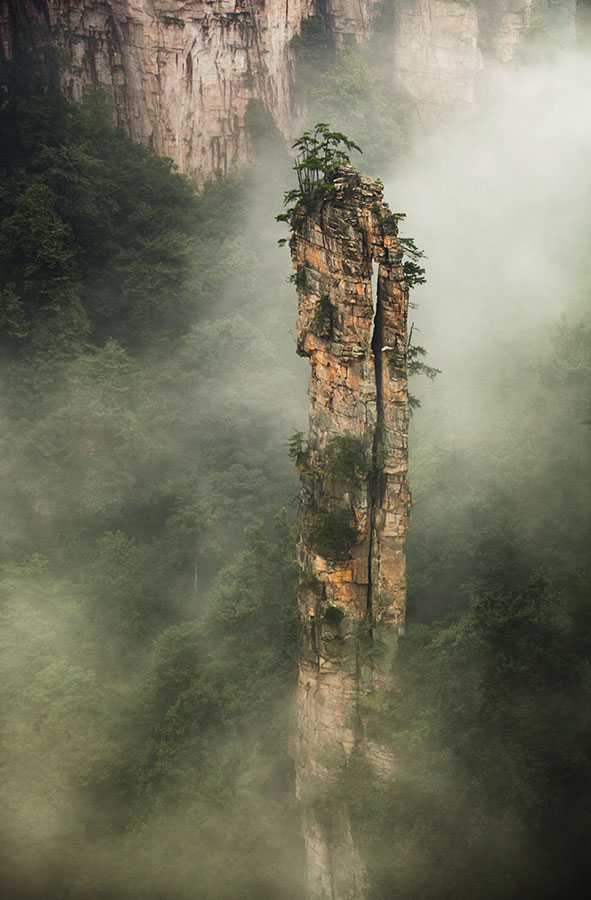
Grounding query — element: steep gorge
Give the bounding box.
[1,0,540,184]
[290,169,410,899]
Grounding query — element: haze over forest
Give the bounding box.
[0,3,589,899]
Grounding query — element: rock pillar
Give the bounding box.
[289,169,410,899]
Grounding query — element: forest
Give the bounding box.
[0,7,590,900]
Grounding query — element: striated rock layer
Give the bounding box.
[390,0,534,127]
[290,168,410,899]
[1,0,546,184]
[392,0,483,124]
[0,0,380,186]
[1,0,316,188]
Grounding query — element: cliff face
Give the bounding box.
[478,0,533,62]
[1,0,316,188]
[321,0,381,45]
[290,169,410,899]
[1,0,545,184]
[392,0,483,124]
[391,0,534,126]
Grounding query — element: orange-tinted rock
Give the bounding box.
[290,168,410,898]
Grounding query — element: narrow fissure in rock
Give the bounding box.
[290,167,411,899]
[367,260,380,620]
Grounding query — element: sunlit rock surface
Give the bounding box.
[289,168,410,899]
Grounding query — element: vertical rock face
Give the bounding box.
[1,0,552,184]
[321,0,381,45]
[475,0,533,63]
[290,168,410,899]
[392,0,483,123]
[390,0,533,126]
[1,0,315,188]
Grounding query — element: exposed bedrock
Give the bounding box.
[391,0,537,127]
[1,0,316,188]
[289,168,410,899]
[0,0,559,184]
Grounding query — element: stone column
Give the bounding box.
[289,168,410,899]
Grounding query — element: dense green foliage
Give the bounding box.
[277,123,362,239]
[0,520,303,900]
[325,435,371,484]
[0,87,198,359]
[406,316,591,623]
[0,61,306,899]
[351,304,591,899]
[311,293,333,335]
[349,573,591,899]
[308,509,361,560]
[291,124,362,196]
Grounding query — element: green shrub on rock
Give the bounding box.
[308,509,360,560]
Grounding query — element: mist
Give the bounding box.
[386,49,591,626]
[1,14,590,900]
[388,51,591,361]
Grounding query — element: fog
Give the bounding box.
[386,54,591,561]
[388,53,591,358]
[1,17,590,900]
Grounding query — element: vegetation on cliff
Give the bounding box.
[290,15,412,175]
[276,123,362,240]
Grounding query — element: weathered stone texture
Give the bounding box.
[1,0,315,188]
[0,0,382,186]
[390,0,535,126]
[1,0,552,184]
[475,0,533,63]
[290,169,410,898]
[392,0,483,123]
[322,0,382,45]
